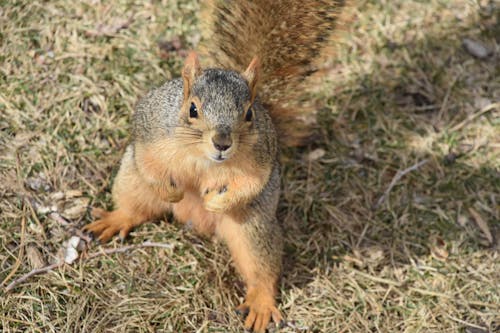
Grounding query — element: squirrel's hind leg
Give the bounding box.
[216,212,284,332]
[83,146,171,242]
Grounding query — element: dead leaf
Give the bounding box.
[158,36,188,59]
[25,173,52,192]
[28,221,44,235]
[364,246,385,265]
[65,190,83,198]
[307,148,326,161]
[50,191,65,201]
[430,235,449,261]
[26,245,46,269]
[468,208,493,245]
[63,197,90,219]
[12,132,37,149]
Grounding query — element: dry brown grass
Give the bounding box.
[1,0,499,332]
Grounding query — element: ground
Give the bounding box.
[0,0,499,332]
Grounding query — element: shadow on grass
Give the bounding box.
[280,4,498,289]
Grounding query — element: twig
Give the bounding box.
[4,241,174,292]
[4,262,61,292]
[374,159,428,209]
[352,269,403,287]
[408,287,499,309]
[445,314,489,331]
[449,102,499,132]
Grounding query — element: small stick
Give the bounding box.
[449,102,498,132]
[352,269,403,287]
[4,241,174,292]
[4,262,60,292]
[374,159,428,209]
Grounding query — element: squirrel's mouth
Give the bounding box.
[211,154,227,163]
[208,151,230,163]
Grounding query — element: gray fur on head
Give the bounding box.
[193,69,251,129]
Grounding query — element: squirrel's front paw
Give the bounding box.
[236,288,283,333]
[203,185,235,213]
[155,178,184,203]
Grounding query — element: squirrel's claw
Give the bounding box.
[235,306,249,317]
[82,209,134,243]
[203,185,234,213]
[236,298,283,333]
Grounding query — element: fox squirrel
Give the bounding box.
[83,1,347,332]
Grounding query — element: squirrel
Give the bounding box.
[83,1,348,332]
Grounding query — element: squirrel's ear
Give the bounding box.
[182,52,201,100]
[242,56,260,102]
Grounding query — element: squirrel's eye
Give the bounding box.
[245,107,253,121]
[189,102,198,118]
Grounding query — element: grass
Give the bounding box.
[0,0,499,332]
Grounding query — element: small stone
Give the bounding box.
[444,152,458,165]
[64,236,83,264]
[474,97,492,110]
[462,38,492,59]
[457,214,469,227]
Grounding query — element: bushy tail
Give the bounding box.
[200,0,349,146]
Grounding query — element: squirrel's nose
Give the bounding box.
[212,132,232,152]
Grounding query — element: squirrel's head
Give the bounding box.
[176,52,260,163]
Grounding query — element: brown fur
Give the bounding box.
[83,122,280,332]
[216,215,282,332]
[200,0,350,146]
[84,2,349,330]
[83,147,172,242]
